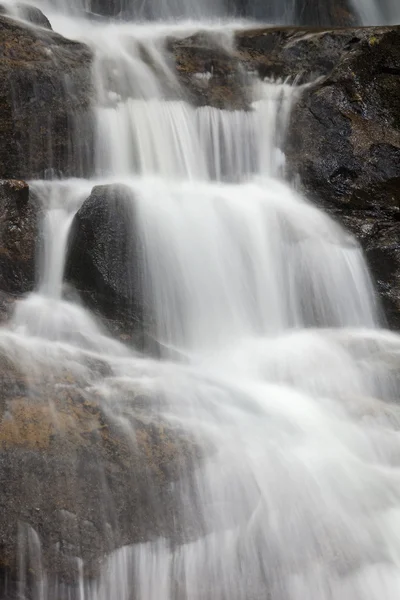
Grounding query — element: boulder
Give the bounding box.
[234,26,365,81]
[14,3,52,29]
[0,180,40,296]
[285,26,400,328]
[0,15,93,180]
[0,351,199,593]
[65,185,148,346]
[0,3,53,29]
[169,32,250,110]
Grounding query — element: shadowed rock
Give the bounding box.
[65,184,150,347]
[0,14,93,180]
[0,180,40,296]
[285,26,400,327]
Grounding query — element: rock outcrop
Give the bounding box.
[169,32,250,110]
[292,0,356,26]
[0,180,40,297]
[65,184,149,346]
[284,26,400,328]
[0,14,93,180]
[0,2,52,28]
[0,350,199,591]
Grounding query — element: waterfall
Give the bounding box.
[2,1,400,599]
[9,0,400,23]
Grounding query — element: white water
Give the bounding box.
[2,2,400,600]
[6,0,400,24]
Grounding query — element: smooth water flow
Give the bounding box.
[8,0,400,23]
[2,1,400,599]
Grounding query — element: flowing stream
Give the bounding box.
[2,1,400,599]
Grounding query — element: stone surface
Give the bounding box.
[169,25,363,110]
[16,3,52,28]
[169,32,250,110]
[285,26,400,328]
[0,353,199,589]
[65,184,149,346]
[0,180,40,296]
[0,14,93,180]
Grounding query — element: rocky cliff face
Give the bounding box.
[65,184,151,347]
[284,26,400,328]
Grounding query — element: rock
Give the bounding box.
[0,15,93,180]
[0,3,53,29]
[89,0,122,17]
[14,3,52,29]
[0,353,199,590]
[169,32,251,110]
[169,25,363,110]
[292,0,356,26]
[234,26,364,81]
[0,180,40,295]
[285,26,400,328]
[65,184,148,346]
[287,26,400,212]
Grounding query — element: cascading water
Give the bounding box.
[2,1,400,599]
[6,0,400,23]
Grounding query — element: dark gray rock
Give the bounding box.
[0,15,93,180]
[15,3,52,29]
[0,180,40,295]
[65,185,149,346]
[169,32,250,110]
[285,26,400,328]
[0,358,199,590]
[234,26,364,81]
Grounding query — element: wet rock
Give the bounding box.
[14,3,52,29]
[0,15,93,180]
[65,184,148,346]
[0,180,40,295]
[292,0,356,26]
[329,213,400,329]
[285,26,400,328]
[287,26,400,212]
[169,25,362,110]
[0,3,53,29]
[0,358,199,587]
[234,26,364,82]
[169,32,250,110]
[89,0,123,17]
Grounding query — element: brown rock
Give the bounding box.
[0,354,199,590]
[0,15,93,180]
